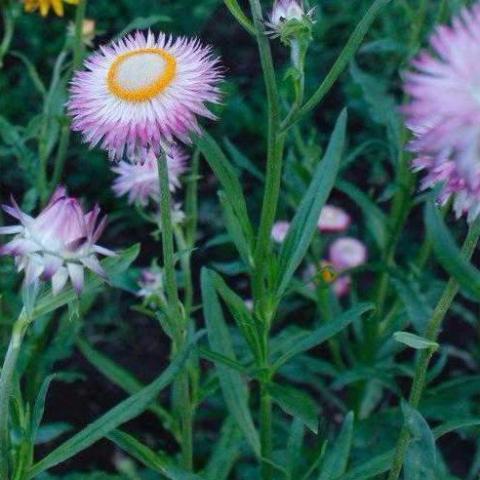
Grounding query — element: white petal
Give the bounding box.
[67,263,85,294]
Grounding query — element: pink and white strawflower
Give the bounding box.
[0,187,114,294]
[332,275,351,298]
[68,30,222,162]
[403,3,480,221]
[318,205,351,232]
[112,146,188,205]
[329,237,367,271]
[271,221,290,243]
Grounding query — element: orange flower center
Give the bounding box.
[107,48,177,102]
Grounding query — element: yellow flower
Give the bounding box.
[24,0,79,17]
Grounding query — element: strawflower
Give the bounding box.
[0,186,114,294]
[24,0,79,17]
[318,205,351,232]
[68,30,223,162]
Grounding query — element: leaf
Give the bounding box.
[195,131,254,250]
[198,347,250,375]
[223,138,264,181]
[276,110,347,298]
[31,374,59,442]
[76,337,174,431]
[426,201,480,300]
[10,51,46,97]
[200,268,260,456]
[209,270,261,360]
[338,451,393,480]
[393,332,438,351]
[218,191,254,268]
[118,14,172,37]
[402,403,438,480]
[108,430,204,479]
[284,0,390,128]
[336,180,387,250]
[32,244,140,320]
[27,332,200,478]
[318,412,354,480]
[272,303,373,370]
[269,382,318,434]
[203,417,243,480]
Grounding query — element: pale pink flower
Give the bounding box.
[68,31,222,162]
[403,3,480,220]
[138,267,163,298]
[329,237,367,271]
[0,187,114,294]
[267,0,314,36]
[332,275,351,297]
[317,205,351,232]
[112,146,188,205]
[271,221,290,243]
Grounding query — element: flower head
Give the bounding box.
[24,0,79,17]
[68,31,223,162]
[271,220,290,243]
[112,146,188,205]
[403,4,480,221]
[138,266,163,298]
[267,0,315,41]
[317,205,351,232]
[328,237,367,271]
[0,187,114,294]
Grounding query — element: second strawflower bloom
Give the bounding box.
[403,3,480,221]
[0,187,114,294]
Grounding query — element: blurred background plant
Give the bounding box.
[1,0,480,479]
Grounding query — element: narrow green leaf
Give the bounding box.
[402,403,437,480]
[283,0,390,129]
[31,374,58,442]
[201,268,260,456]
[276,110,347,297]
[27,332,200,477]
[76,337,174,431]
[318,412,354,480]
[209,270,261,360]
[223,138,264,181]
[219,192,254,268]
[118,14,172,37]
[10,51,47,97]
[426,201,480,299]
[108,430,204,480]
[269,383,318,434]
[195,131,254,249]
[198,347,249,375]
[393,332,438,351]
[338,451,393,480]
[32,244,140,320]
[224,0,255,35]
[203,417,243,480]
[272,303,373,370]
[336,180,387,250]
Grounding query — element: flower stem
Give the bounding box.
[157,151,193,470]
[0,309,30,479]
[387,217,480,480]
[0,2,15,69]
[248,0,285,304]
[48,0,88,195]
[259,382,273,480]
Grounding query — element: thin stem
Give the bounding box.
[259,381,273,480]
[387,217,480,480]
[0,3,15,69]
[48,0,88,194]
[157,151,193,470]
[173,225,194,318]
[0,309,30,479]
[248,0,285,304]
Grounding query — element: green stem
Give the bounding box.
[259,381,273,480]
[248,0,285,304]
[387,217,480,480]
[0,3,15,69]
[0,310,30,479]
[48,0,88,195]
[157,151,193,470]
[173,225,194,319]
